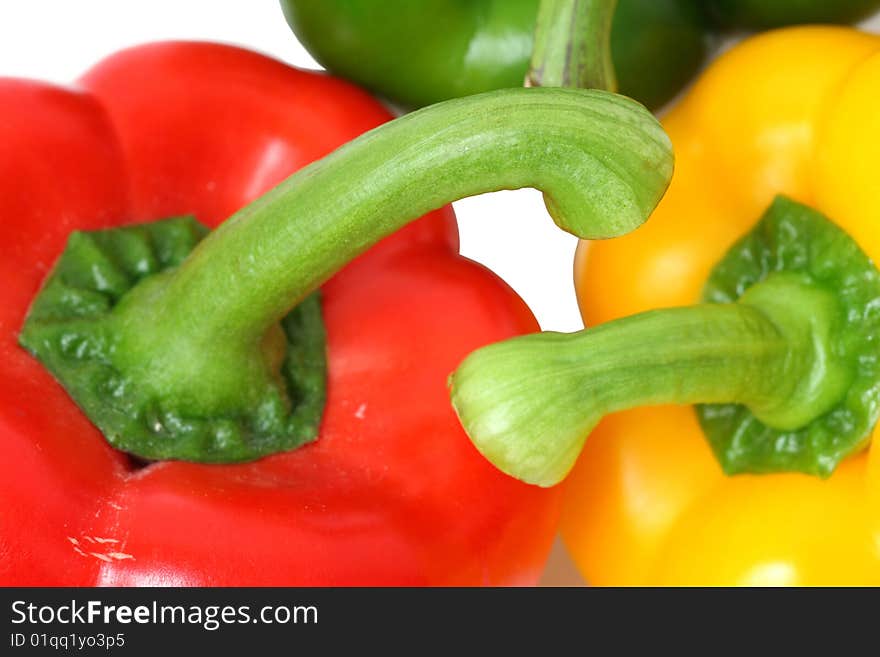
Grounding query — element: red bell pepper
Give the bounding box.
[0,42,671,585]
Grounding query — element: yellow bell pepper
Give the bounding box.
[562,26,880,585]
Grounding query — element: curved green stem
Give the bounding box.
[61,86,672,460]
[153,86,666,352]
[527,0,618,91]
[451,268,851,487]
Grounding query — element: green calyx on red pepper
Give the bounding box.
[19,217,327,462]
[280,0,880,112]
[20,86,672,463]
[450,196,880,486]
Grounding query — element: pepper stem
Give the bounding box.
[527,0,619,91]
[31,87,670,462]
[150,86,664,350]
[117,87,669,411]
[450,270,852,487]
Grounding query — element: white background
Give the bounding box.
[3,1,879,586]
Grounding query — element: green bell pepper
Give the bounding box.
[281,0,709,110]
[281,0,880,111]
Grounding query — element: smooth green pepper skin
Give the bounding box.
[281,0,709,110]
[706,0,880,29]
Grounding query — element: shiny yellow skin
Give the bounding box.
[565,26,880,585]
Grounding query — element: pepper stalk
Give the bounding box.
[20,87,672,463]
[527,0,619,91]
[450,197,880,486]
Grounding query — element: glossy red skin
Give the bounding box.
[0,43,560,585]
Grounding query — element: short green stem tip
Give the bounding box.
[21,86,672,463]
[450,196,880,486]
[527,0,619,91]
